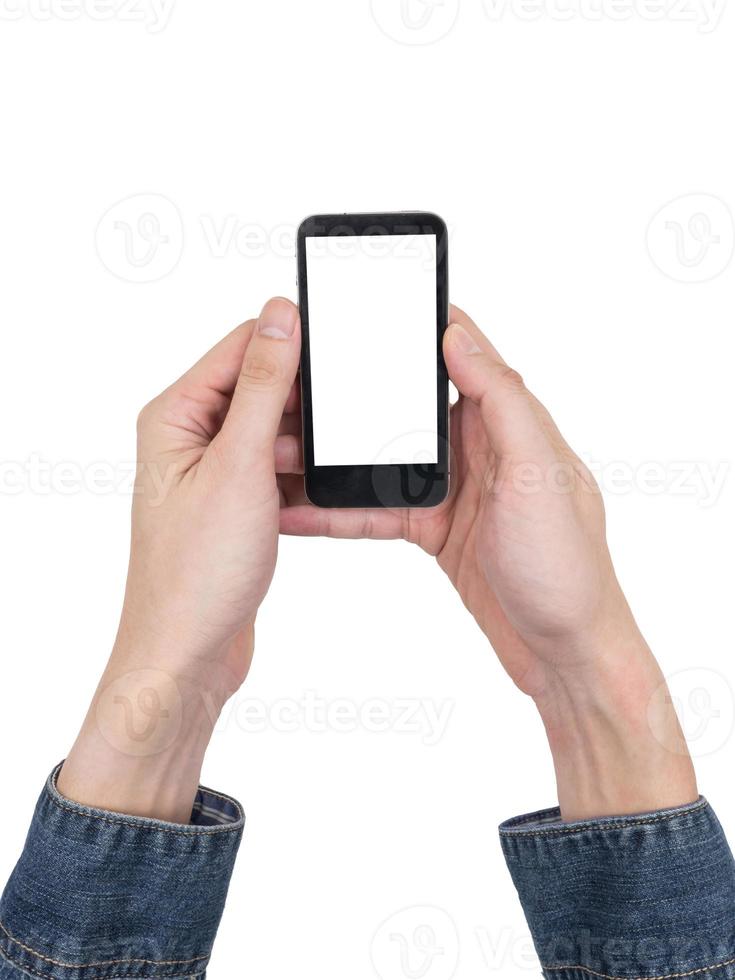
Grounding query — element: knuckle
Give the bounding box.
[574,458,600,495]
[289,437,303,472]
[498,365,525,391]
[359,509,373,539]
[206,435,239,478]
[136,398,157,432]
[238,351,282,392]
[275,435,302,472]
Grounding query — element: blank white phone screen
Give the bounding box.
[306,234,438,467]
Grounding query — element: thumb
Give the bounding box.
[218,297,301,459]
[443,318,548,460]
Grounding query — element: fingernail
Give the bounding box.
[449,323,481,355]
[258,298,297,340]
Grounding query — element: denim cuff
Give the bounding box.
[500,797,735,980]
[0,765,244,980]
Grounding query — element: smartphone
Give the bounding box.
[297,212,449,509]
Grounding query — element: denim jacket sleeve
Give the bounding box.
[500,796,735,980]
[0,765,244,980]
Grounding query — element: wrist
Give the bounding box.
[534,622,698,822]
[58,635,236,824]
[111,614,241,708]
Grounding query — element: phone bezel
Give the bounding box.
[297,211,449,509]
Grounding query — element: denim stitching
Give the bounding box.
[0,921,208,969]
[501,800,709,839]
[542,956,735,979]
[0,943,204,980]
[46,795,242,837]
[47,765,243,836]
[502,807,561,828]
[196,785,241,808]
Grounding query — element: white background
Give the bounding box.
[306,233,438,466]
[1,2,734,979]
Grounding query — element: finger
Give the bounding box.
[274,434,303,474]
[452,307,574,457]
[217,297,301,459]
[284,377,301,416]
[138,320,258,454]
[279,505,405,540]
[451,304,549,447]
[442,316,551,461]
[175,319,257,396]
[277,412,302,438]
[277,473,309,507]
[449,304,506,364]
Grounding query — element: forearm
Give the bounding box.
[497,610,735,980]
[57,627,231,824]
[1,632,242,977]
[534,611,698,821]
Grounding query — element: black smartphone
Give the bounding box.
[297,211,449,509]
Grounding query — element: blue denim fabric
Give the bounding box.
[500,796,735,980]
[0,765,244,980]
[4,770,735,980]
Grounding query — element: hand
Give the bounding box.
[281,305,698,819]
[59,297,301,822]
